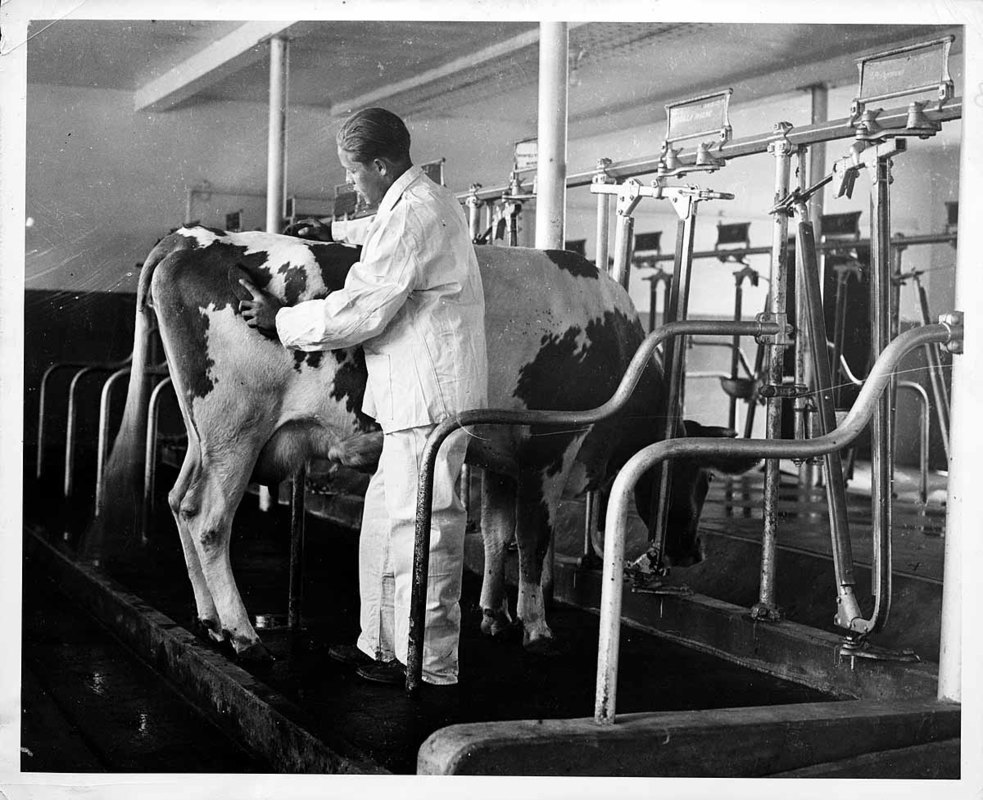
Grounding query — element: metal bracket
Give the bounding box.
[758,381,810,399]
[837,634,921,666]
[939,310,964,353]
[754,311,794,345]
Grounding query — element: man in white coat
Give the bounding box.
[240,107,488,688]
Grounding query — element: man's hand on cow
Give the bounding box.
[238,279,284,341]
[283,218,333,241]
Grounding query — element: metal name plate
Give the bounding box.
[514,138,538,171]
[664,89,733,145]
[855,36,954,110]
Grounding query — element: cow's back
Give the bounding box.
[474,246,665,484]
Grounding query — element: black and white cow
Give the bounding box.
[98,226,744,662]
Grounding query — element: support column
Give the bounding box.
[535,22,568,250]
[266,35,289,234]
[938,26,982,703]
[261,34,289,513]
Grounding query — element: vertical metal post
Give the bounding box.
[609,212,635,289]
[534,22,568,250]
[917,279,951,463]
[142,376,172,538]
[260,34,289,514]
[867,148,896,633]
[94,367,131,517]
[583,159,615,568]
[63,366,99,499]
[794,147,819,489]
[649,197,698,558]
[593,158,614,270]
[288,464,307,629]
[465,186,482,242]
[266,35,289,234]
[792,204,862,629]
[752,125,793,620]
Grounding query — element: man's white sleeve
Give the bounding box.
[276,212,418,351]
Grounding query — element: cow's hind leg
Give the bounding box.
[514,472,557,654]
[179,447,270,662]
[479,470,518,638]
[168,442,223,644]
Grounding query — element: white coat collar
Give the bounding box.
[378,164,423,215]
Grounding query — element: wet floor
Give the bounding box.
[21,549,271,773]
[24,467,832,774]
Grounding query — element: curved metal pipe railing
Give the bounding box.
[839,356,931,506]
[594,320,959,724]
[94,367,131,517]
[36,357,130,481]
[406,317,782,692]
[143,376,174,525]
[62,360,132,498]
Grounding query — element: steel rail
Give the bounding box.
[406,317,782,693]
[594,319,960,724]
[457,100,963,202]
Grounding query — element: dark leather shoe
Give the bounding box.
[356,659,406,685]
[327,644,374,667]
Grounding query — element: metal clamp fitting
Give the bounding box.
[754,311,794,346]
[939,310,964,354]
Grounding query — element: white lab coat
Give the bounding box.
[276,165,487,684]
[277,165,488,432]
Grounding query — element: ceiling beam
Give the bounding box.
[135,21,299,112]
[330,22,589,116]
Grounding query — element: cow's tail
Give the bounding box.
[85,239,170,551]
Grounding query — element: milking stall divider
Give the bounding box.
[29,25,970,775]
[407,34,966,769]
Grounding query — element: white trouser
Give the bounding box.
[356,425,468,685]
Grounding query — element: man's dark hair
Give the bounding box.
[336,107,411,164]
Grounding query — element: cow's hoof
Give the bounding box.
[522,634,563,657]
[480,610,519,640]
[190,616,226,645]
[234,640,276,667]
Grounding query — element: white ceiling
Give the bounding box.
[26,19,964,140]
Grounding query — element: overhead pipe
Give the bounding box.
[456,100,962,203]
[406,317,783,692]
[595,319,961,724]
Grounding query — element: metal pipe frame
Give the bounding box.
[594,320,960,724]
[916,278,951,463]
[37,359,128,481]
[790,200,858,628]
[648,196,700,566]
[62,364,131,498]
[641,231,957,267]
[752,127,793,621]
[94,367,131,517]
[866,143,900,636]
[406,317,783,693]
[839,357,931,506]
[457,100,962,203]
[143,377,173,532]
[288,464,307,629]
[795,146,820,490]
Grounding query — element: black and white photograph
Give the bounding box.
[1,1,981,797]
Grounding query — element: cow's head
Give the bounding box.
[634,420,760,569]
